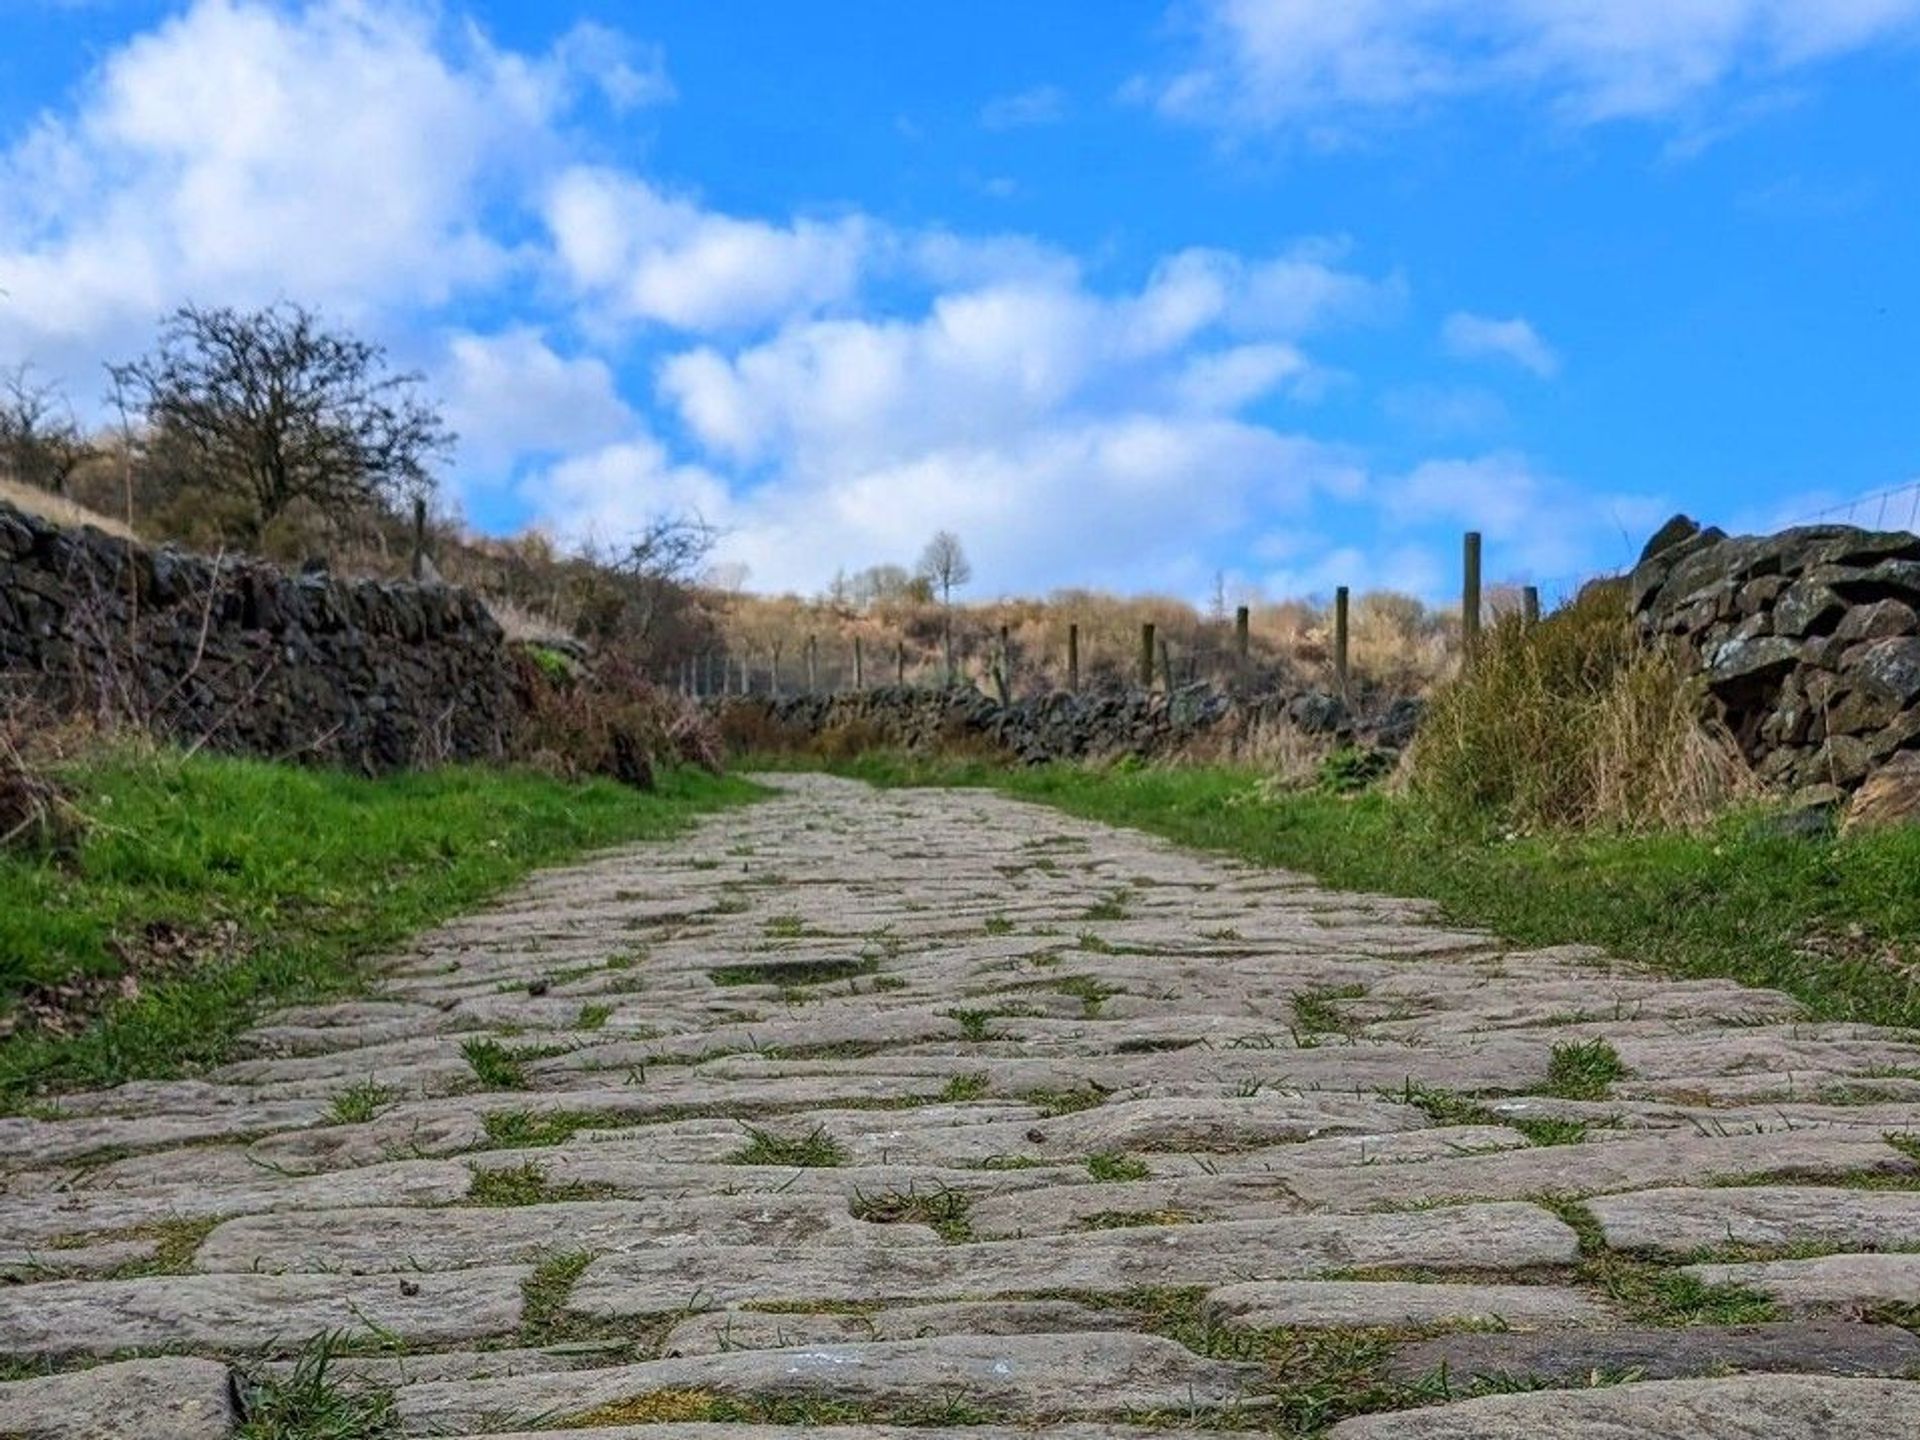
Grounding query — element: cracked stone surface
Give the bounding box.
[3,772,1920,1435]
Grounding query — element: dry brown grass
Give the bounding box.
[484,595,574,647]
[712,586,1456,697]
[0,477,139,542]
[1160,711,1330,785]
[1409,582,1753,831]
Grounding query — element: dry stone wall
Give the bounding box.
[1632,516,1920,797]
[0,499,520,771]
[715,682,1425,765]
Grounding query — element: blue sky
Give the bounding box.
[2,1,1917,603]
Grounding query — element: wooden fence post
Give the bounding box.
[1139,623,1156,689]
[1462,531,1483,661]
[1067,623,1080,693]
[806,635,818,695]
[853,636,864,689]
[1235,605,1250,670]
[1523,585,1541,628]
[410,496,428,581]
[1334,585,1350,696]
[896,641,906,686]
[771,643,784,698]
[994,625,1011,704]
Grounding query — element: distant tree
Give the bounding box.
[108,303,453,541]
[849,563,918,608]
[0,364,92,496]
[917,530,972,682]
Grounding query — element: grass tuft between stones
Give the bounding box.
[326,1079,398,1126]
[850,1183,973,1242]
[1086,1151,1152,1183]
[237,1332,399,1440]
[465,1161,615,1207]
[728,1124,848,1167]
[1544,1039,1628,1100]
[459,1036,529,1090]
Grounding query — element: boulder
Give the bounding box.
[1843,753,1920,833]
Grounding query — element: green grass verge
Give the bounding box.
[0,747,760,1103]
[797,754,1920,1031]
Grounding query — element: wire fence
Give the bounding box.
[683,475,1920,699]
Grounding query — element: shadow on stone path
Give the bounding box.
[4,772,1920,1437]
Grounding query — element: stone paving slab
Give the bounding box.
[390,1334,1262,1433]
[5,774,1920,1432]
[1684,1252,1920,1309]
[1589,1185,1920,1256]
[1206,1280,1610,1330]
[568,1206,1580,1316]
[1386,1318,1920,1384]
[1326,1374,1920,1437]
[0,1357,237,1439]
[0,1266,530,1358]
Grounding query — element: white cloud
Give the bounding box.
[1144,0,1920,136]
[0,0,586,380]
[549,21,675,111]
[531,433,734,547]
[981,84,1068,129]
[655,243,1395,478]
[1173,343,1316,411]
[603,246,1393,592]
[1441,311,1560,377]
[588,417,1364,598]
[440,328,634,477]
[1390,451,1667,580]
[542,166,871,332]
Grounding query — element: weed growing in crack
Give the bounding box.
[520,1250,594,1345]
[327,1080,398,1126]
[939,1072,990,1103]
[1087,1151,1152,1183]
[728,1125,847,1167]
[466,1161,613,1206]
[460,1037,529,1090]
[237,1333,399,1439]
[1023,1086,1109,1117]
[949,1008,994,1041]
[1291,984,1366,1039]
[851,1184,973,1242]
[1536,1193,1778,1325]
[1546,1040,1628,1100]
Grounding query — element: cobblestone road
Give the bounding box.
[5,774,1920,1437]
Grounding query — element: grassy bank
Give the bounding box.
[814,754,1920,1032]
[0,750,760,1101]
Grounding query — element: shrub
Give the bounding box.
[0,714,86,858]
[1408,580,1752,830]
[513,655,722,789]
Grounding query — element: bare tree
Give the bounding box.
[573,514,722,672]
[107,303,453,540]
[917,530,972,683]
[0,364,92,495]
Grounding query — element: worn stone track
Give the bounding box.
[5,773,1920,1438]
